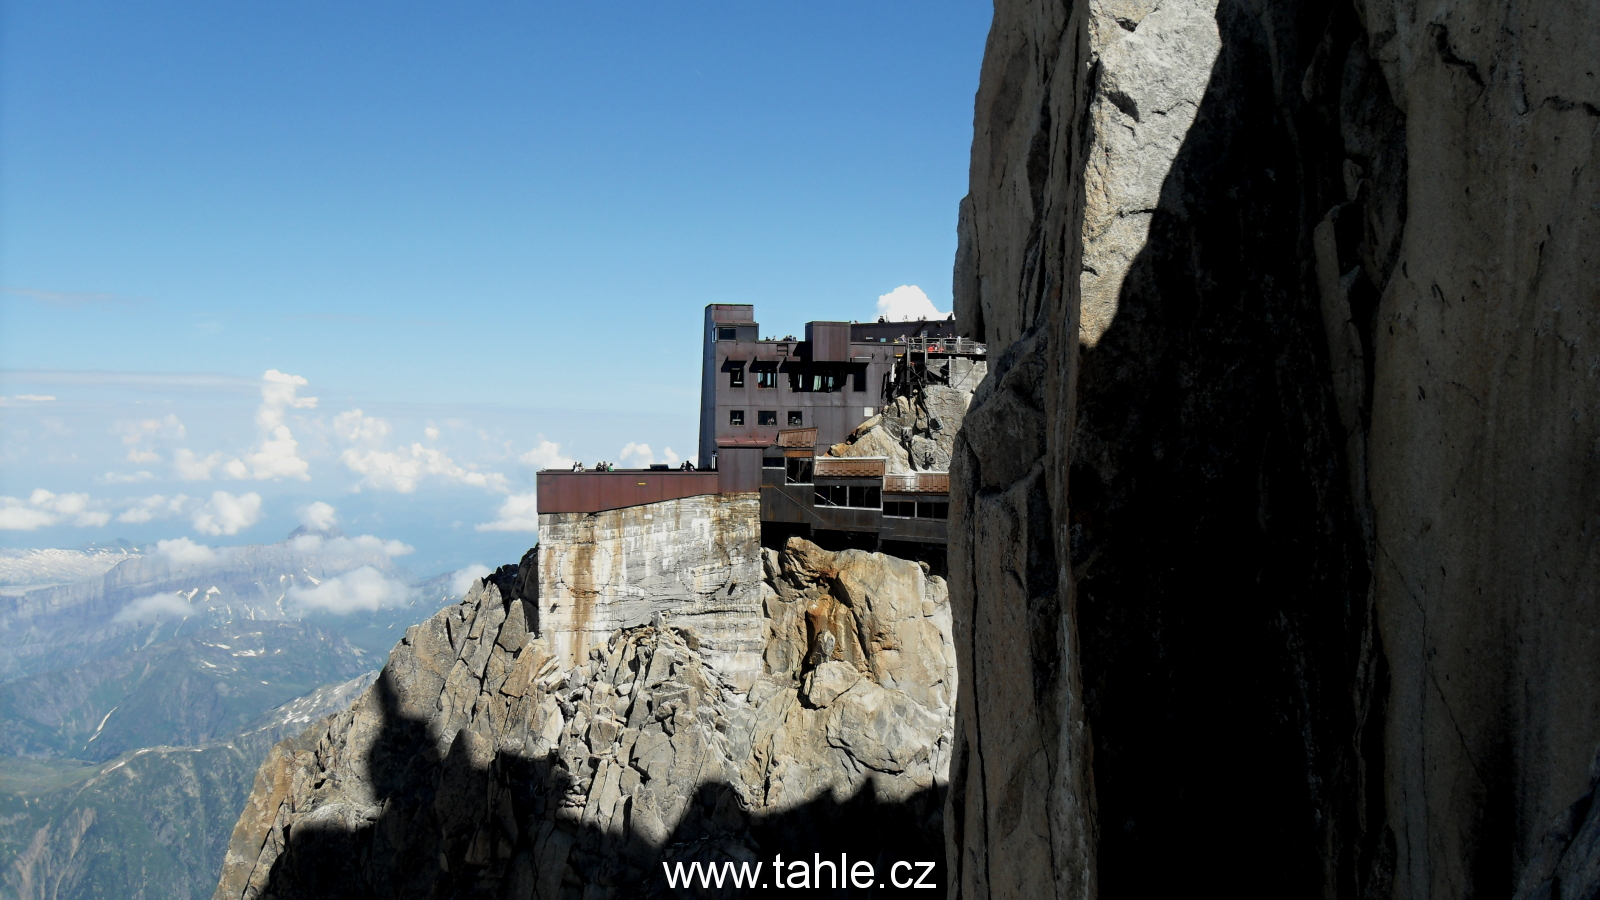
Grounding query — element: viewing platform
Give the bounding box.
[536,469,721,515]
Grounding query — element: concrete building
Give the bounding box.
[695,303,965,470]
[537,303,982,554]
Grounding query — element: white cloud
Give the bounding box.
[113,591,194,623]
[174,448,226,481]
[298,501,338,531]
[287,565,411,614]
[172,370,315,482]
[101,471,156,484]
[519,440,574,470]
[476,492,539,532]
[155,537,219,567]
[0,503,57,531]
[333,408,390,444]
[875,285,949,322]
[338,534,414,557]
[0,394,57,405]
[450,564,492,597]
[0,489,110,530]
[116,414,186,464]
[257,369,318,429]
[192,491,263,536]
[618,443,680,468]
[223,370,315,481]
[336,409,509,493]
[223,425,310,481]
[116,494,192,524]
[292,532,415,558]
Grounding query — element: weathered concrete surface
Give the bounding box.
[536,493,763,690]
[213,538,955,899]
[947,0,1599,898]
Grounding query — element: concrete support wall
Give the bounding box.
[535,493,763,690]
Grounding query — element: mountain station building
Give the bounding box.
[536,303,984,553]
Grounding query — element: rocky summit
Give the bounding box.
[213,538,955,898]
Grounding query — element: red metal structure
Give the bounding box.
[536,470,719,515]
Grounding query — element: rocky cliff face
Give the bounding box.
[947,0,1598,898]
[214,538,955,899]
[827,357,989,473]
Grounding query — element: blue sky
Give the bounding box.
[0,1,991,575]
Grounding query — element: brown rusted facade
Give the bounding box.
[536,470,719,515]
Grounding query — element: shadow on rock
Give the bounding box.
[247,670,944,899]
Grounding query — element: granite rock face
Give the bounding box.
[947,0,1598,898]
[827,357,988,473]
[535,494,764,691]
[213,538,954,899]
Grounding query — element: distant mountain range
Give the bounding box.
[0,670,377,900]
[0,531,497,900]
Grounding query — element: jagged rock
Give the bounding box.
[827,358,986,472]
[947,0,1600,897]
[1513,744,1600,900]
[214,538,954,898]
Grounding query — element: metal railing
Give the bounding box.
[903,336,986,355]
[883,471,950,494]
[815,457,886,478]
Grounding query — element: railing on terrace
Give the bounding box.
[776,427,817,449]
[883,471,950,494]
[903,337,986,355]
[814,457,886,479]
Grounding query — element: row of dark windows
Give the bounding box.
[729,409,805,427]
[808,488,949,519]
[815,485,881,509]
[884,501,950,520]
[727,364,867,393]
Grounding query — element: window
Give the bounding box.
[758,410,777,426]
[729,365,744,388]
[850,486,881,508]
[787,410,804,426]
[884,500,946,518]
[785,458,813,484]
[852,370,867,392]
[814,485,881,508]
[718,326,737,341]
[785,365,844,393]
[756,368,776,388]
[729,409,744,426]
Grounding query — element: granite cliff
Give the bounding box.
[213,538,956,898]
[946,0,1598,898]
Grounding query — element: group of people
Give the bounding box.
[567,460,697,472]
